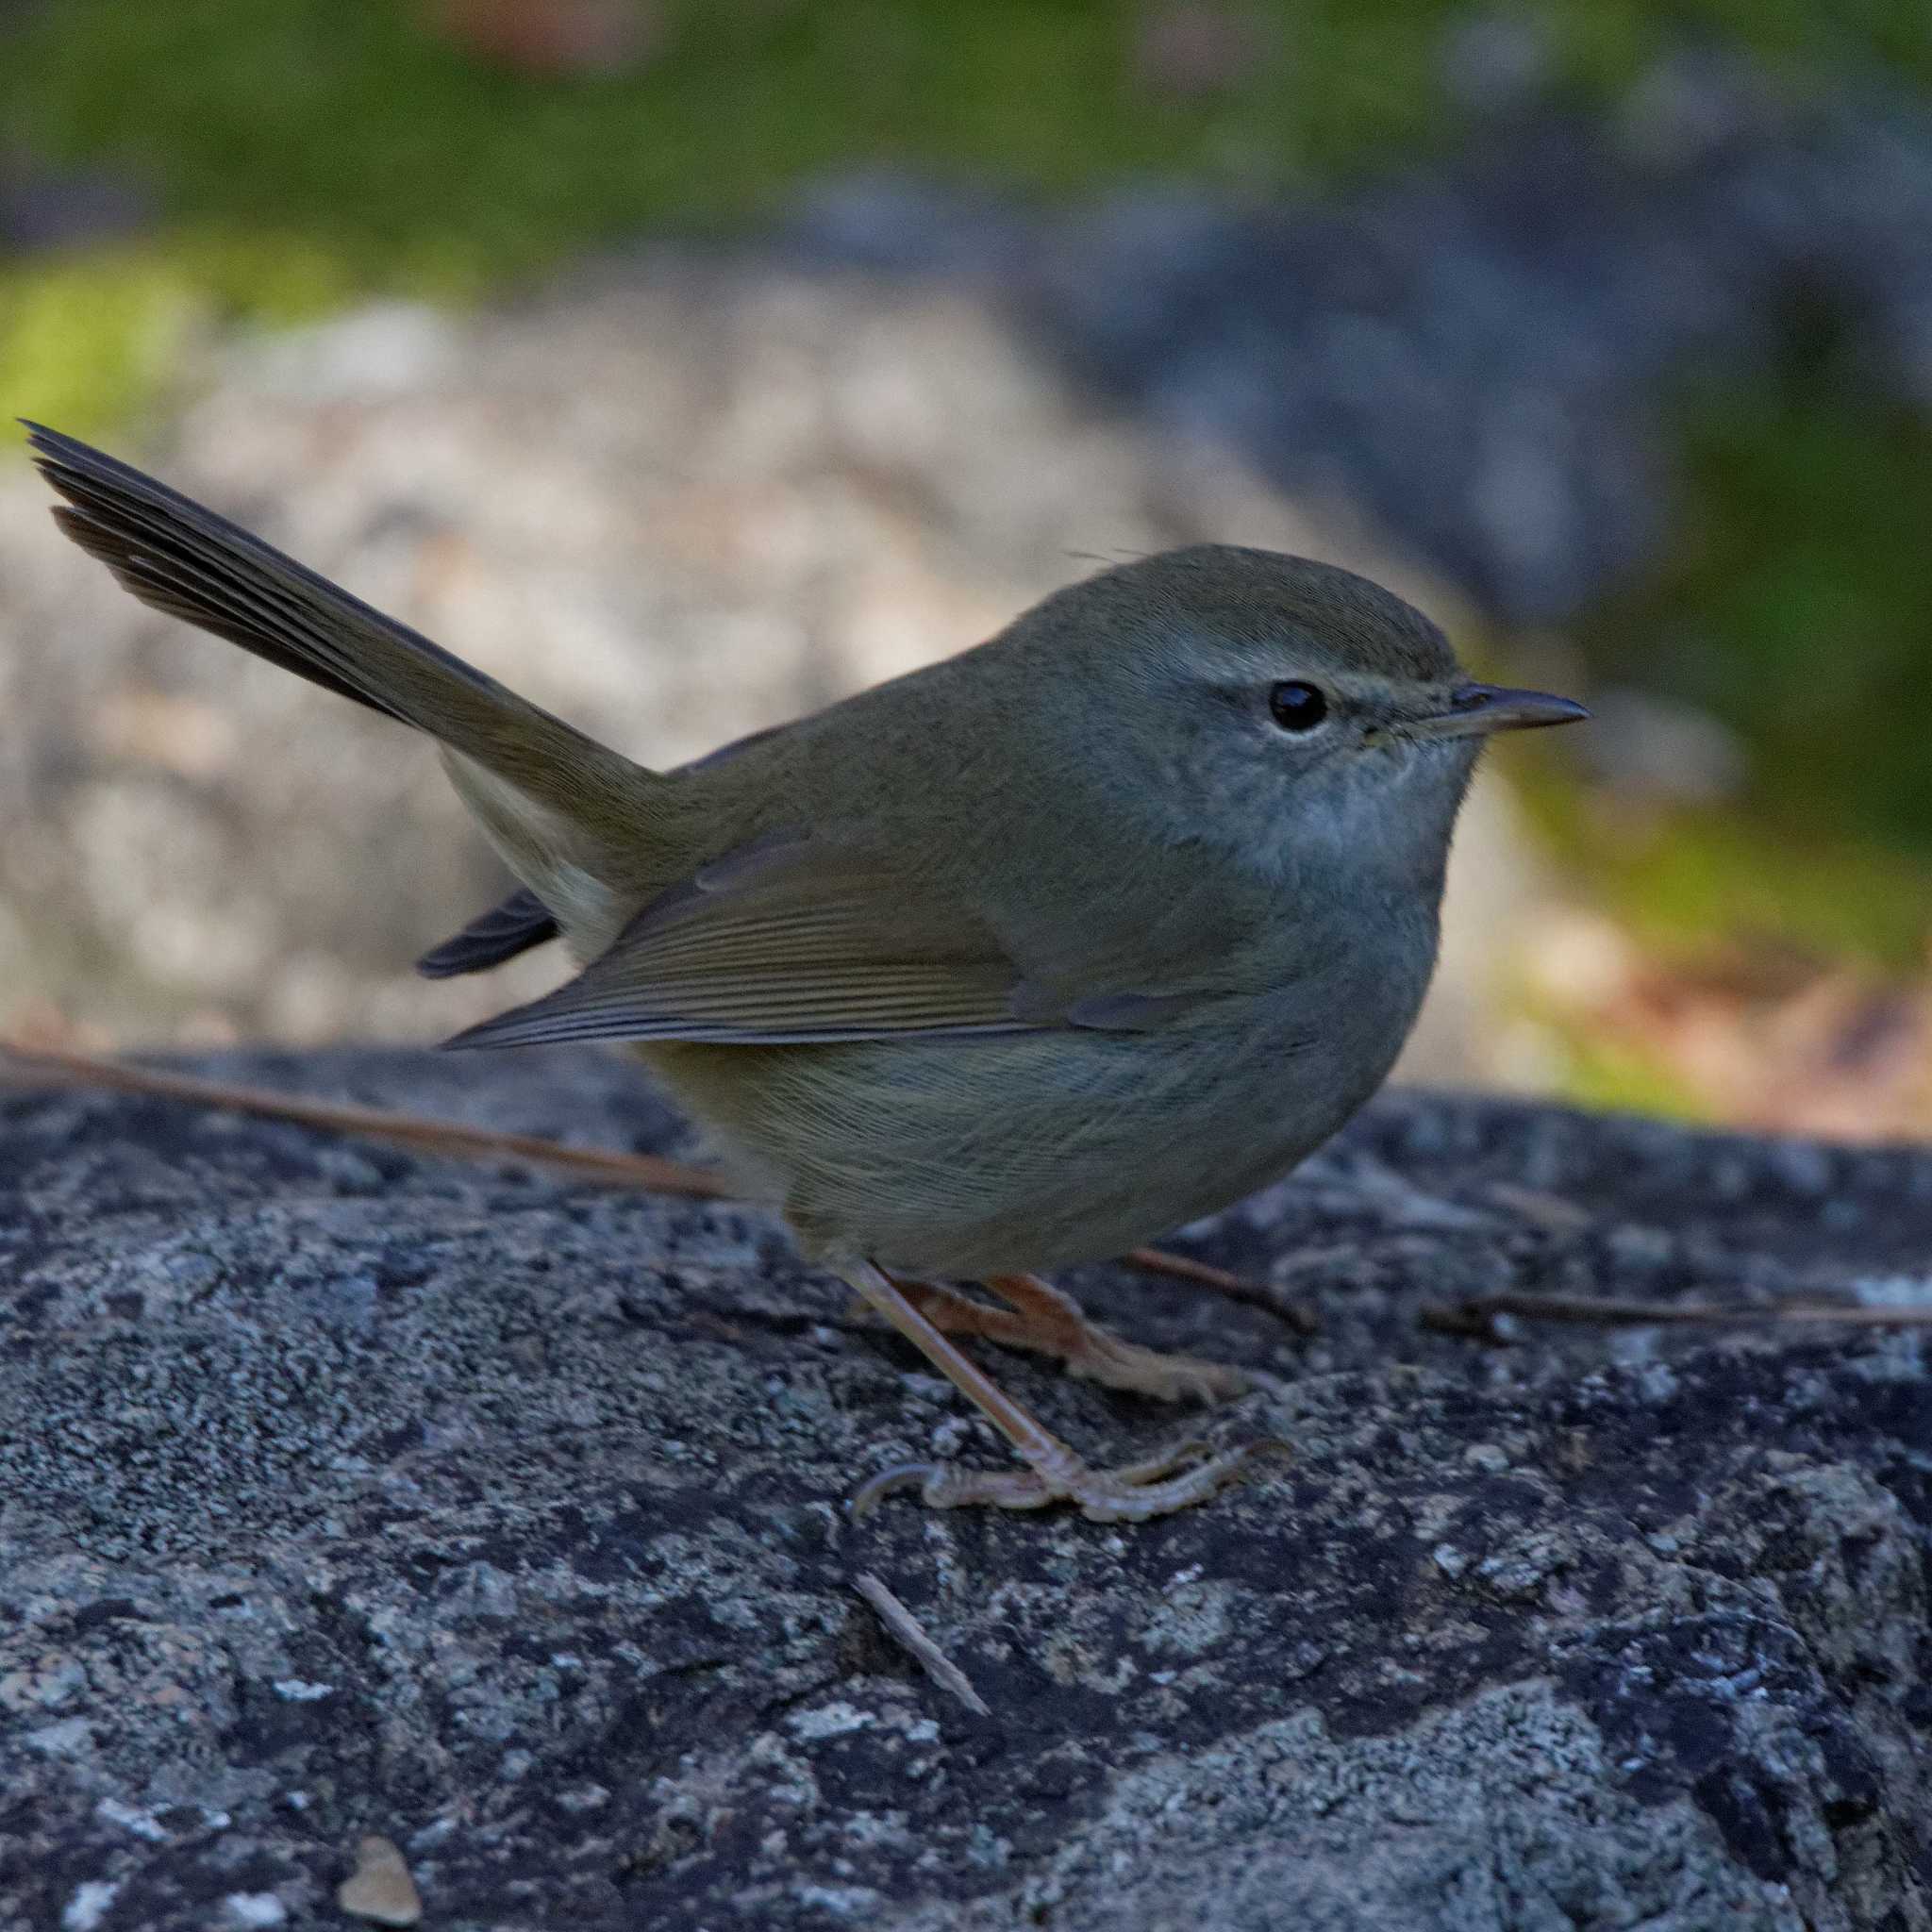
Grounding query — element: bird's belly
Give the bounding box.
[643,979,1418,1277]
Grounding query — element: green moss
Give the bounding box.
[3,3,1924,434]
[1575,371,1932,862]
[8,1,1932,966]
[6,1,1927,293]
[2,256,193,436]
[1511,748,1932,969]
[1554,1028,1717,1124]
[0,227,358,437]
[0,0,1422,427]
[0,1,1430,289]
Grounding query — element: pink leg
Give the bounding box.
[840,1260,1283,1524]
[867,1272,1245,1404]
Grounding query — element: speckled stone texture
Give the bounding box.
[2,1050,1929,1930]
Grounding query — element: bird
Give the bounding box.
[25,421,1585,1522]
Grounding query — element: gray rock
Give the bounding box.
[2,271,1505,1064]
[3,1049,1929,1928]
[1003,65,1932,625]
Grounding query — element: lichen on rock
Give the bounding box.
[2,1047,1928,1928]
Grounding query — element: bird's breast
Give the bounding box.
[643,905,1440,1279]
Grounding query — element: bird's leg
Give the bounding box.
[987,1273,1251,1402]
[870,1272,1246,1404]
[841,1260,1281,1523]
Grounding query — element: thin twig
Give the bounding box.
[1158,1264,1321,1335]
[853,1573,990,1716]
[0,1039,727,1194]
[1421,1289,1932,1341]
[1481,1182,1597,1232]
[0,1039,1276,1306]
[1117,1242,1316,1326]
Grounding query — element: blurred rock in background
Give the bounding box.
[779,50,1932,632]
[0,266,1542,1076]
[8,7,1932,1128]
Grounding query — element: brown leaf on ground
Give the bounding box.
[338,1834,423,1927]
[1531,913,1932,1140]
[430,0,663,76]
[1134,3,1274,99]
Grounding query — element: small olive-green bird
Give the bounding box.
[27,423,1584,1523]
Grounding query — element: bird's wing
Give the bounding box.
[414,717,823,984]
[441,831,1235,1051]
[442,831,1048,1049]
[415,888,560,979]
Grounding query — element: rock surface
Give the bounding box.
[2,1048,1930,1929]
[788,55,1932,626]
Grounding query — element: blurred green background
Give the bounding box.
[7,0,1932,1130]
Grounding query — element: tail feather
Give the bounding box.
[26,423,656,838]
[415,887,560,979]
[51,495,405,721]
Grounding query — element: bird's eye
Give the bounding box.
[1268,680,1328,732]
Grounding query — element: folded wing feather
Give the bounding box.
[443,833,1036,1048]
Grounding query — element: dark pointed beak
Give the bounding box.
[1408,683,1590,741]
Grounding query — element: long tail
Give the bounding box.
[25,423,658,844]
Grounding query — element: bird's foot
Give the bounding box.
[838,1259,1277,1526]
[867,1271,1247,1404]
[853,1435,1285,1524]
[1058,1324,1249,1404]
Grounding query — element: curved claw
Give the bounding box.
[851,1461,942,1518]
[852,1435,1291,1523]
[1112,1437,1211,1481]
